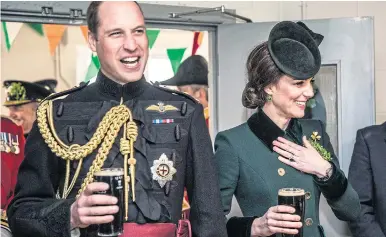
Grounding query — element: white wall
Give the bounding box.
[143,1,386,125]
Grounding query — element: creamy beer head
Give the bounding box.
[94,168,124,177]
[278,188,305,196]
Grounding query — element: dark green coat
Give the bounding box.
[214,110,360,237]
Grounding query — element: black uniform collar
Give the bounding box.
[247,109,303,151]
[96,70,149,101]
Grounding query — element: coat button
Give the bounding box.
[67,126,74,143]
[305,191,311,200]
[278,168,285,176]
[57,102,64,117]
[164,181,171,196]
[175,124,181,141]
[305,218,313,226]
[181,102,187,116]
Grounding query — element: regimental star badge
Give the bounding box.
[145,102,179,113]
[150,153,176,188]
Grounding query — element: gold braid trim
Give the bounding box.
[37,100,123,160]
[77,110,131,197]
[37,99,137,221]
[120,121,137,221]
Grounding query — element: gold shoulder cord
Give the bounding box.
[37,99,137,221]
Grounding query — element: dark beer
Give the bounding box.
[278,188,305,237]
[94,168,124,236]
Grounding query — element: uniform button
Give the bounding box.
[278,168,285,176]
[305,218,313,226]
[305,191,311,200]
[57,102,64,117]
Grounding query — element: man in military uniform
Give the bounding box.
[161,55,210,127]
[3,79,57,137]
[1,117,25,237]
[7,2,226,237]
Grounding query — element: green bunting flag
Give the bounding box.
[146,29,160,49]
[167,48,186,75]
[84,54,101,82]
[92,54,100,69]
[2,22,23,51]
[26,23,44,36]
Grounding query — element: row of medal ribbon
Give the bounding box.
[0,132,20,154]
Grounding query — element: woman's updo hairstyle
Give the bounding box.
[242,42,283,109]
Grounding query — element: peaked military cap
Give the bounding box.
[160,55,209,86]
[3,79,57,106]
[268,21,324,80]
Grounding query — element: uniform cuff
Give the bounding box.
[313,162,348,200]
[41,198,75,237]
[226,216,257,237]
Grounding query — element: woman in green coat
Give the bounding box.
[214,21,360,237]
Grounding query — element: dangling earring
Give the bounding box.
[266,94,272,102]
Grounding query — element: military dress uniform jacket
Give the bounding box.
[1,117,25,210]
[1,117,25,234]
[214,110,360,237]
[7,72,227,237]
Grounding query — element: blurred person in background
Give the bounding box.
[3,79,57,138]
[1,117,25,237]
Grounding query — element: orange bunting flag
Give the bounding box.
[80,25,89,42]
[192,31,204,55]
[43,24,67,56]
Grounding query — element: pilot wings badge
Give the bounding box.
[151,153,176,188]
[145,102,179,113]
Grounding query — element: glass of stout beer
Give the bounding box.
[278,188,305,237]
[94,168,124,236]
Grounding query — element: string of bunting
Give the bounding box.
[2,21,205,83]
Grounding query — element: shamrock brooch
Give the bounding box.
[309,132,332,162]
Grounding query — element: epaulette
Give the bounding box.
[40,81,90,104]
[151,81,198,104]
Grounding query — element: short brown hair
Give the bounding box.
[86,1,143,36]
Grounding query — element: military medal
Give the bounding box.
[11,134,20,155]
[0,133,5,152]
[4,133,11,153]
[151,153,176,188]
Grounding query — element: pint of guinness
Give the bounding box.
[278,188,305,237]
[94,168,124,237]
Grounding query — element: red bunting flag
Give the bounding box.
[192,31,204,55]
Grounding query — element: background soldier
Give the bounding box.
[161,55,209,127]
[1,117,25,237]
[3,79,57,137]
